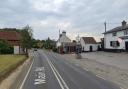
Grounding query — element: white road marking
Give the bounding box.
[34,67,44,71]
[19,57,35,89]
[47,57,65,89]
[83,68,89,71]
[34,79,46,85]
[50,61,69,89]
[120,87,123,89]
[96,75,105,80]
[34,67,46,85]
[43,52,69,89]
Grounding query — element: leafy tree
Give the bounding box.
[21,25,33,54]
[0,40,13,54]
[43,37,56,51]
[31,39,45,48]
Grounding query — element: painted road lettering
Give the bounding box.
[34,67,46,85]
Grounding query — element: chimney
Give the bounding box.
[122,20,127,27]
[62,31,66,36]
[60,34,62,37]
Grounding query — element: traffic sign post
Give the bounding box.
[75,35,82,59]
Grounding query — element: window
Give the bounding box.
[110,41,120,47]
[112,32,117,36]
[117,41,120,46]
[110,41,112,46]
[124,30,128,35]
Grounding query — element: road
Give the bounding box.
[17,50,120,89]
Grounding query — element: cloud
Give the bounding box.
[29,0,69,13]
[0,0,128,41]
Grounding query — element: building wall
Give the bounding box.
[83,44,98,51]
[104,31,128,50]
[14,46,19,54]
[59,36,71,43]
[56,35,71,47]
[80,38,98,51]
[19,47,25,54]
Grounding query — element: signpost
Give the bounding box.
[75,35,82,59]
[57,42,61,53]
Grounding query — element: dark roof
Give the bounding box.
[103,24,128,34]
[120,36,128,39]
[0,31,21,41]
[82,37,97,44]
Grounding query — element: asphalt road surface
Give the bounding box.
[17,50,121,89]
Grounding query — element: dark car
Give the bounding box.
[34,49,37,51]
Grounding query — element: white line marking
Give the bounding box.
[46,57,65,89]
[96,75,105,80]
[43,51,69,89]
[34,67,46,85]
[34,79,46,85]
[50,60,69,89]
[19,57,35,89]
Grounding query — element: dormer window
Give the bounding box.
[112,32,117,36]
[124,30,128,35]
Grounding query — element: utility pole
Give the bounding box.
[58,29,61,53]
[104,22,107,50]
[104,22,107,32]
[59,29,60,40]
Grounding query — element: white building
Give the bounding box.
[103,20,128,52]
[56,31,71,47]
[56,31,77,53]
[80,37,98,52]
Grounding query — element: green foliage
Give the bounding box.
[0,26,33,54]
[31,39,45,48]
[0,40,13,54]
[0,28,20,32]
[52,47,57,52]
[43,37,57,52]
[21,25,33,53]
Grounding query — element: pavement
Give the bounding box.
[14,50,121,89]
[81,51,128,70]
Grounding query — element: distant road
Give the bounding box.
[17,50,120,89]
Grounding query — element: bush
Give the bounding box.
[52,47,57,52]
[0,40,13,54]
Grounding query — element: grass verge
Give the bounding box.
[0,55,27,82]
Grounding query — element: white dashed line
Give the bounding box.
[19,57,35,89]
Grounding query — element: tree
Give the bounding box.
[43,37,56,52]
[31,39,45,48]
[21,25,33,54]
[0,40,13,54]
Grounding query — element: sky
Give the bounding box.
[0,0,128,42]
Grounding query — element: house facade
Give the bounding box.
[0,31,24,54]
[80,37,98,52]
[104,20,128,52]
[56,31,76,53]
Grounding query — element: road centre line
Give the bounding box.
[19,54,35,89]
[43,52,69,89]
[46,56,65,89]
[49,60,69,89]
